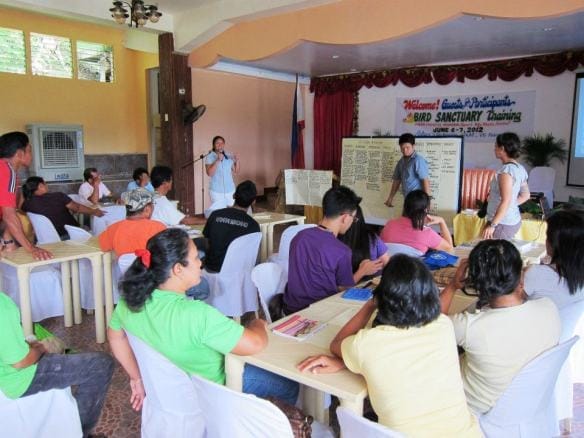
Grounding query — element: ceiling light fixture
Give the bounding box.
[109,0,162,28]
[332,55,340,59]
[543,27,554,32]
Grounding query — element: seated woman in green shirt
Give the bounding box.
[108,228,298,409]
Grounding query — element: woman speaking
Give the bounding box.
[205,135,240,211]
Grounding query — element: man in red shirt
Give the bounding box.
[0,132,52,260]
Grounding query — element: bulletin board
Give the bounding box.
[340,136,463,225]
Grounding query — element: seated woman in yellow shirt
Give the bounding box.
[298,255,481,437]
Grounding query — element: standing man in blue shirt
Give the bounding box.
[205,135,240,215]
[384,133,430,207]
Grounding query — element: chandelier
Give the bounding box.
[109,1,162,28]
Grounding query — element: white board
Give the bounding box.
[340,137,463,225]
[284,169,333,206]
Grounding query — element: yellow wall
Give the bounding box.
[0,8,158,154]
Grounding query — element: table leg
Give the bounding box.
[71,260,82,324]
[259,224,268,262]
[225,354,244,392]
[298,218,305,225]
[339,396,364,415]
[302,386,328,424]
[102,252,114,326]
[60,261,73,327]
[267,224,275,259]
[17,267,33,337]
[89,255,106,343]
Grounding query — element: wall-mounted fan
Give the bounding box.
[182,103,206,125]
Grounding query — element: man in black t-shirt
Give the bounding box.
[21,176,104,239]
[203,180,260,272]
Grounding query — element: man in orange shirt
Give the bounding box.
[99,189,165,257]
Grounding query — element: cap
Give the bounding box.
[121,189,154,212]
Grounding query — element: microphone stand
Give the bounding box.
[184,151,212,213]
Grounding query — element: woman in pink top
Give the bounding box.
[380,190,453,254]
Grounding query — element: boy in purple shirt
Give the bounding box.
[284,186,383,313]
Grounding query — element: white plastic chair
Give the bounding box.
[126,332,205,438]
[267,224,316,293]
[27,212,60,243]
[337,406,405,438]
[91,205,126,236]
[0,387,82,438]
[203,232,262,318]
[528,166,555,209]
[191,373,294,438]
[12,213,65,321]
[118,254,137,276]
[268,224,316,269]
[64,224,92,242]
[251,262,283,324]
[385,243,424,257]
[478,336,579,438]
[554,300,584,427]
[1,265,63,321]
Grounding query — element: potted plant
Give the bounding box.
[520,133,567,167]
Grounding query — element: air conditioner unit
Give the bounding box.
[26,124,85,182]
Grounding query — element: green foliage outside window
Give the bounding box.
[0,27,26,74]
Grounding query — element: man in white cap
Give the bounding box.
[99,189,166,257]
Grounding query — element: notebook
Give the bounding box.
[271,314,326,341]
[342,288,373,301]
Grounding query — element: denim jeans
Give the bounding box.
[22,352,114,436]
[242,364,299,406]
[186,277,211,300]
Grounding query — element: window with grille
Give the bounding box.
[77,41,114,83]
[30,32,72,78]
[0,27,26,74]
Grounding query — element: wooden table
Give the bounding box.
[0,241,108,343]
[225,290,475,421]
[251,212,306,261]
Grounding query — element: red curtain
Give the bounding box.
[310,50,584,95]
[314,90,355,177]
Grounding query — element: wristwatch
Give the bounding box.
[2,239,14,245]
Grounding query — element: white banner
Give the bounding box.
[395,91,535,143]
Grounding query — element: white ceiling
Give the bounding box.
[230,12,584,76]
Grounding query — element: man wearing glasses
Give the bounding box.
[283,186,382,314]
